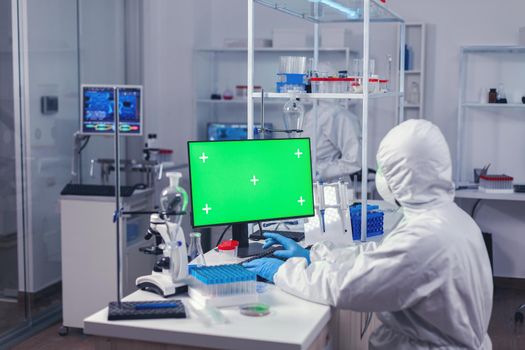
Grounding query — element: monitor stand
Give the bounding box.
[232,223,264,258]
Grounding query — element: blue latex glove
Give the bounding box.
[263,232,311,263]
[243,258,284,283]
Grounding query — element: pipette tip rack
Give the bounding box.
[188,264,258,308]
[350,204,384,241]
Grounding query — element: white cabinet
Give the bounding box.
[60,190,154,329]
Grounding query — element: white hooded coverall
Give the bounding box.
[274,120,493,349]
[302,101,361,181]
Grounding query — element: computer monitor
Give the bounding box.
[187,138,314,256]
[207,122,273,141]
[81,85,143,135]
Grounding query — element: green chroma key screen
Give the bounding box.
[188,138,315,227]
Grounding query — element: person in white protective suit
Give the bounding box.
[244,119,494,349]
[302,100,361,181]
[301,63,361,181]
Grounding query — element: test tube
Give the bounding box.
[317,182,326,233]
[338,181,348,234]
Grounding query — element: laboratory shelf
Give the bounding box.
[253,91,402,100]
[462,103,525,109]
[456,45,525,182]
[455,189,525,202]
[461,46,525,54]
[404,70,421,74]
[195,47,357,54]
[196,98,312,105]
[404,104,420,108]
[254,0,403,23]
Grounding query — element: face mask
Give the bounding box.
[375,169,398,206]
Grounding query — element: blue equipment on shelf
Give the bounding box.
[276,73,306,93]
[350,204,384,241]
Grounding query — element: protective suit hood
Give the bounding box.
[376,119,455,211]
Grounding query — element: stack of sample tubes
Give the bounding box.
[189,264,257,298]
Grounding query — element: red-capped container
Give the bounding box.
[217,240,240,257]
[479,174,514,192]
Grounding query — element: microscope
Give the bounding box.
[136,172,190,297]
[136,213,189,297]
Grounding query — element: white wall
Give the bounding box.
[78,0,128,185]
[142,0,206,166]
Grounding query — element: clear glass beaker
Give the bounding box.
[188,232,207,266]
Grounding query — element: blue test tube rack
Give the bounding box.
[350,204,384,241]
[189,264,257,299]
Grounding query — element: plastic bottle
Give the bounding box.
[488,88,497,104]
[283,98,304,138]
[188,232,207,266]
[404,45,411,71]
[409,81,420,105]
[160,172,188,221]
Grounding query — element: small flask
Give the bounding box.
[160,172,188,221]
[188,232,206,266]
[496,83,507,104]
[283,98,304,138]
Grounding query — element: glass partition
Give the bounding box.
[0,0,27,338]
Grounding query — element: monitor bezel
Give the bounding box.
[187,138,315,228]
[80,84,143,136]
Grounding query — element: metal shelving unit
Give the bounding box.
[194,46,355,140]
[456,45,525,201]
[247,0,405,241]
[456,45,525,185]
[195,47,357,54]
[403,23,426,119]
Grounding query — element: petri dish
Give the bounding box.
[239,303,271,317]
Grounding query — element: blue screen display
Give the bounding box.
[81,86,142,135]
[207,123,273,141]
[117,88,141,134]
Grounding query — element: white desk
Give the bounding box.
[455,189,525,202]
[84,250,332,350]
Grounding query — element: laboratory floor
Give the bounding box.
[0,287,61,338]
[9,283,525,350]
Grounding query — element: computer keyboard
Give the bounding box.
[240,246,285,265]
[249,230,305,242]
[61,184,135,197]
